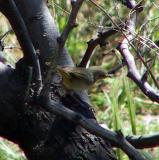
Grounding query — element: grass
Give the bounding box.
[123,77,137,135]
[0,138,26,160]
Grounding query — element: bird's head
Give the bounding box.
[91,67,112,81]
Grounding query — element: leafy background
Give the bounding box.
[0,0,159,159]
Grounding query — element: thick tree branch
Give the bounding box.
[126,133,159,149]
[0,1,118,160]
[0,0,42,95]
[43,99,146,160]
[0,0,157,159]
[44,0,84,84]
[14,0,73,67]
[14,0,88,102]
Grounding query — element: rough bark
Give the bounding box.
[0,1,117,160]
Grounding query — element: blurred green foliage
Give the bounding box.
[0,138,26,160]
[0,0,159,159]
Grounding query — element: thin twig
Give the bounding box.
[4,46,22,50]
[118,35,159,103]
[89,0,121,28]
[108,58,152,74]
[79,28,118,67]
[0,29,13,41]
[117,1,159,103]
[58,0,84,51]
[89,0,159,90]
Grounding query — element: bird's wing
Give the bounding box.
[57,67,70,80]
[69,68,94,84]
[57,67,94,83]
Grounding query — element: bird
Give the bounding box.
[56,66,112,91]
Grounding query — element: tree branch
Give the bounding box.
[117,1,159,103]
[86,0,159,103]
[0,0,42,96]
[79,29,118,67]
[118,36,159,103]
[126,133,159,149]
[58,0,84,52]
[43,0,84,94]
[42,99,146,160]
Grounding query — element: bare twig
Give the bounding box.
[107,62,125,74]
[58,0,84,51]
[0,29,13,52]
[128,9,159,88]
[4,46,22,50]
[108,58,152,74]
[79,28,118,67]
[87,0,159,101]
[125,1,159,89]
[0,29,12,41]
[118,35,159,102]
[117,1,159,103]
[43,100,146,160]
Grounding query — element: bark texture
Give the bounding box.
[0,1,117,160]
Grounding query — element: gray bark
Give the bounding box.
[0,0,117,160]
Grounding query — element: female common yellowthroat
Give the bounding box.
[57,66,111,91]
